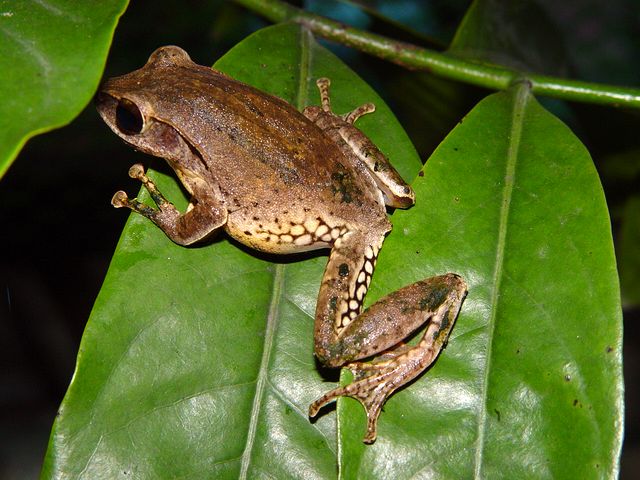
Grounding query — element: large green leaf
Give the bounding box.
[41,23,421,479]
[41,18,622,480]
[338,83,623,477]
[0,0,128,178]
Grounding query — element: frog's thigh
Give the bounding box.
[335,274,466,362]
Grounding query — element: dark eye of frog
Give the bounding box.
[116,99,144,135]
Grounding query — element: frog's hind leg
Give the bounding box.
[112,163,227,245]
[311,227,467,442]
[311,78,415,209]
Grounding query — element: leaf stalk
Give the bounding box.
[234,0,640,108]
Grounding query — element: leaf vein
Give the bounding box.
[239,265,284,478]
[473,84,529,479]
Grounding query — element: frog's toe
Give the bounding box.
[111,190,130,208]
[111,190,158,219]
[128,163,146,180]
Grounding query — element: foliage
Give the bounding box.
[1,1,629,478]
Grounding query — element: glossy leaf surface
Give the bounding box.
[339,83,623,478]
[41,23,421,479]
[0,0,128,178]
[41,17,623,480]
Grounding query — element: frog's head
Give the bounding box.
[95,46,211,186]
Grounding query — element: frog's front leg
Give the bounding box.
[112,164,227,245]
[310,227,467,443]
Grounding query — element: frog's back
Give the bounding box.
[157,62,388,252]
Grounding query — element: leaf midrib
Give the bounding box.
[239,263,285,478]
[473,84,529,479]
[238,27,315,479]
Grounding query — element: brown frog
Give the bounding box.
[96,46,467,443]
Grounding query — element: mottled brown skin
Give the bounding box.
[96,46,467,443]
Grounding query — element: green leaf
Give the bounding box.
[41,23,421,479]
[0,0,128,178]
[339,83,622,477]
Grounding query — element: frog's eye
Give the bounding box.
[116,99,144,135]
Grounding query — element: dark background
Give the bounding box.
[1,1,638,477]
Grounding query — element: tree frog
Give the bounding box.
[96,46,467,443]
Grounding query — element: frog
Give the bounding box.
[96,45,467,443]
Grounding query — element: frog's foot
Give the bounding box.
[314,77,376,124]
[309,342,438,444]
[112,163,181,220]
[112,164,227,245]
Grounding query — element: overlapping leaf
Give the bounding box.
[339,83,622,478]
[41,12,623,480]
[0,0,128,178]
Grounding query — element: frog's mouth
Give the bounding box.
[96,91,210,197]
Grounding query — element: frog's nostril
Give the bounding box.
[116,99,144,134]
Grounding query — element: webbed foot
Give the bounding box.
[309,358,397,443]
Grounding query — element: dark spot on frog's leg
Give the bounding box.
[253,216,260,221]
[433,313,450,340]
[418,284,448,311]
[244,230,252,236]
[338,263,350,277]
[328,296,338,316]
